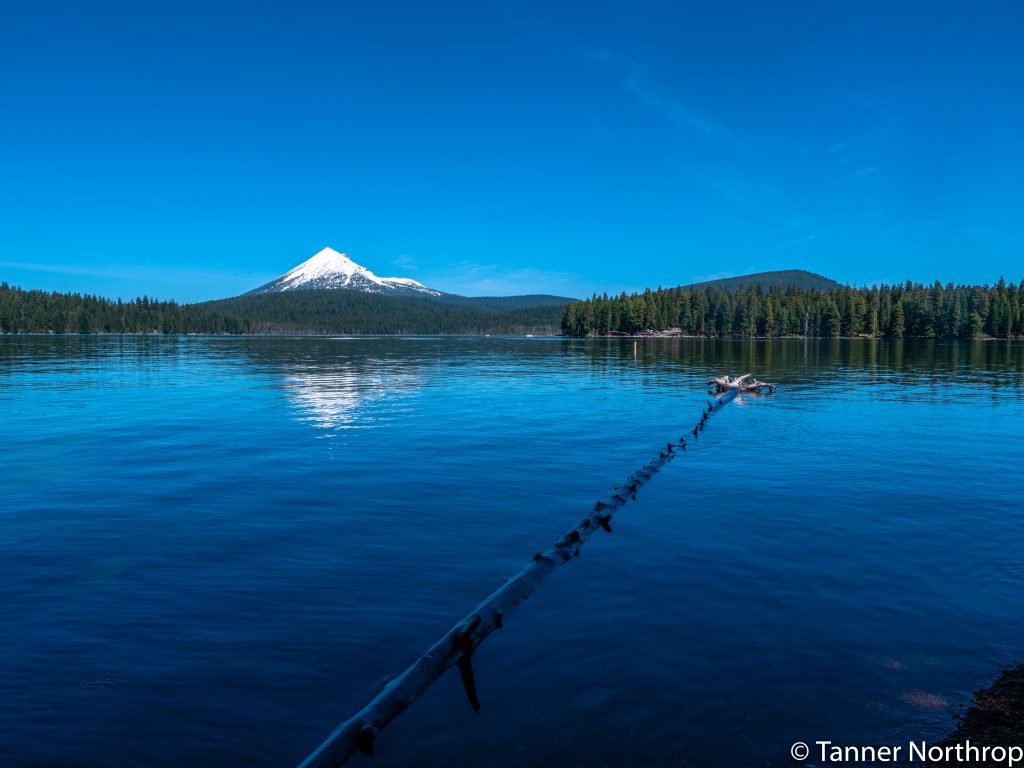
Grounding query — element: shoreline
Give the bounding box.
[0,331,1019,341]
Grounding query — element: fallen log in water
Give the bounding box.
[299,384,749,768]
[708,372,777,394]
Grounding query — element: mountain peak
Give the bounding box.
[247,248,441,297]
[309,247,352,265]
[311,246,344,258]
[296,247,361,279]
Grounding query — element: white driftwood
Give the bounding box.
[708,372,776,394]
[298,386,746,768]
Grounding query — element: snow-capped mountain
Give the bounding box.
[247,248,441,297]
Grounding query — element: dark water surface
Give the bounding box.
[2,336,1023,767]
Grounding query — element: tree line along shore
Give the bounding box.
[3,279,1024,339]
[561,280,1024,339]
[0,283,562,336]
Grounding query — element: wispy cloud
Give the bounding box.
[424,260,582,297]
[0,259,273,287]
[591,50,733,143]
[390,253,418,270]
[627,73,729,143]
[685,170,761,216]
[956,225,997,237]
[772,233,820,251]
[828,111,900,181]
[744,219,804,246]
[683,167,793,225]
[503,9,731,145]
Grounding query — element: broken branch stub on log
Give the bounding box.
[297,508,624,767]
[299,383,752,768]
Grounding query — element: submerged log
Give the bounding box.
[298,384,744,768]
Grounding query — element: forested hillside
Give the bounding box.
[688,269,841,292]
[8,278,1022,339]
[201,290,564,334]
[561,280,1024,338]
[0,284,245,334]
[0,284,564,335]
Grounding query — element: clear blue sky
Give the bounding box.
[2,1,1022,301]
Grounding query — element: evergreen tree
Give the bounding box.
[557,278,1020,338]
[890,301,905,338]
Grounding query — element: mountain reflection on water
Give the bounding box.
[283,363,423,430]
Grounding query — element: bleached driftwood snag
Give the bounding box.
[298,382,762,768]
[708,373,776,394]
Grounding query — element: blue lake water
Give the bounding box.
[2,336,1023,767]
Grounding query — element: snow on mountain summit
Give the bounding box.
[248,248,441,296]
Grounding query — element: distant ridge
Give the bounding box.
[200,289,566,334]
[688,269,841,292]
[429,294,577,309]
